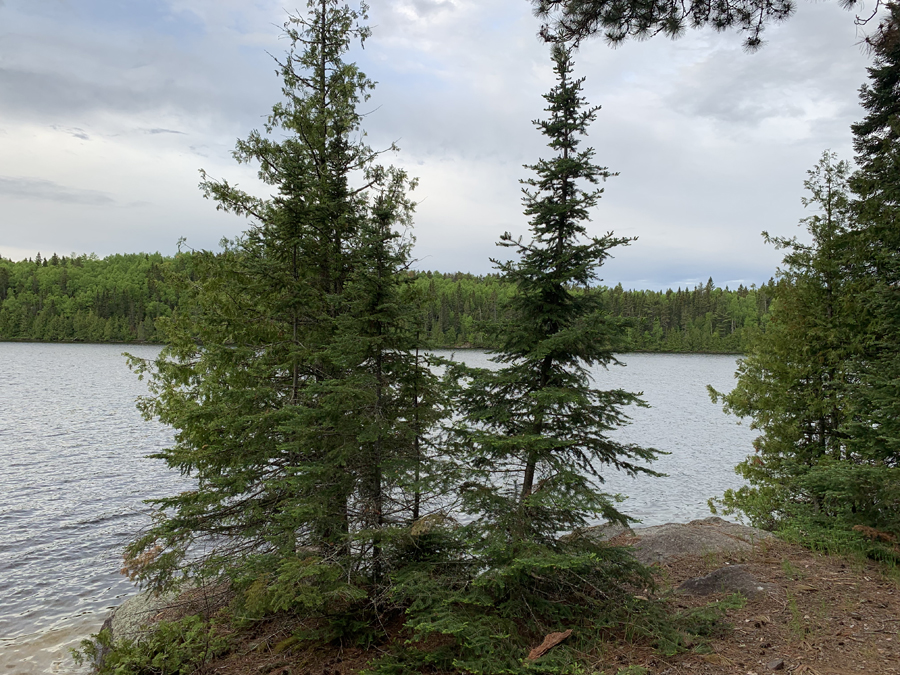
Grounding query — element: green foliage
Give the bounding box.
[370,537,654,675]
[0,252,187,342]
[0,250,773,352]
[709,152,863,533]
[844,3,900,474]
[370,539,744,675]
[712,7,900,556]
[448,43,658,547]
[410,270,773,352]
[601,278,773,354]
[72,617,228,675]
[768,463,900,563]
[361,44,661,675]
[68,10,765,675]
[533,0,799,50]
[227,553,392,648]
[231,555,365,620]
[122,0,448,610]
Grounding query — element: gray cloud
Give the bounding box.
[410,0,455,18]
[146,128,186,135]
[0,64,169,120]
[0,176,115,205]
[50,125,90,140]
[0,16,282,134]
[663,5,867,127]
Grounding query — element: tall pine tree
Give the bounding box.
[124,1,447,619]
[451,43,658,544]
[846,2,900,469]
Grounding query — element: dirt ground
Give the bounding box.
[166,538,900,675]
[599,536,900,675]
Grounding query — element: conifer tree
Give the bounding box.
[533,0,874,50]
[710,152,858,529]
[451,43,658,543]
[124,1,447,615]
[846,2,900,469]
[379,46,657,675]
[712,8,900,543]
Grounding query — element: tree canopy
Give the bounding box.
[96,12,674,671]
[710,4,900,554]
[533,0,885,49]
[63,1,900,673]
[0,253,776,352]
[122,0,447,604]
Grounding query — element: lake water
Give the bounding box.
[0,344,756,673]
[433,350,757,524]
[0,344,185,674]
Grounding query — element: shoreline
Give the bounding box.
[0,339,745,356]
[89,518,900,675]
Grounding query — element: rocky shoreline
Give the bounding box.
[94,517,900,674]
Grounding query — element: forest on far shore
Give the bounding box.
[0,251,774,353]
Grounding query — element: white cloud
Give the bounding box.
[0,0,883,288]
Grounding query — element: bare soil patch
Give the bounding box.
[597,535,900,675]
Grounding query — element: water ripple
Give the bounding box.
[0,343,188,673]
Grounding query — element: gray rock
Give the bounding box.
[92,589,182,668]
[767,657,786,670]
[618,516,772,564]
[677,564,778,598]
[108,588,180,643]
[105,581,230,646]
[578,522,634,542]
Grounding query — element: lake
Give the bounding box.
[0,343,756,673]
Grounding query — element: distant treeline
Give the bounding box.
[0,252,185,343]
[0,252,774,353]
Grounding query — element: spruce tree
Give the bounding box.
[383,45,657,675]
[124,1,447,620]
[451,43,658,543]
[846,2,900,469]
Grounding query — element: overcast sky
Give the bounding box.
[0,0,882,290]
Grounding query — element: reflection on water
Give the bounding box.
[0,344,754,673]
